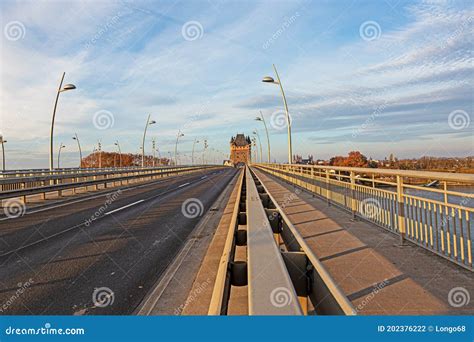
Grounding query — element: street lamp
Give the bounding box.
[72,133,82,168]
[57,142,66,169]
[192,138,200,165]
[114,141,122,167]
[253,129,263,164]
[251,137,258,163]
[201,139,208,165]
[50,72,76,170]
[97,140,102,168]
[152,138,159,167]
[255,111,271,163]
[262,64,292,164]
[0,136,7,172]
[142,114,156,167]
[175,130,184,165]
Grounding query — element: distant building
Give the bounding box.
[294,154,314,165]
[230,134,251,166]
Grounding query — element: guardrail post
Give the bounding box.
[350,171,356,218]
[396,175,406,245]
[325,170,331,206]
[40,182,46,199]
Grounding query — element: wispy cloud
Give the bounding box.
[0,0,472,168]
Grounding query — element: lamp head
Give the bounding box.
[61,84,76,92]
[262,76,275,83]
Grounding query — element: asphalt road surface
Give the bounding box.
[0,167,238,315]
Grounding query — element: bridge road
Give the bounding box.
[0,167,238,315]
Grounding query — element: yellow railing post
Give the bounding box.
[396,175,406,244]
[350,171,356,218]
[325,170,331,205]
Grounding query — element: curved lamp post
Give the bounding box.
[202,139,208,165]
[57,143,66,169]
[262,64,292,164]
[192,138,200,165]
[114,141,122,167]
[72,133,82,168]
[255,111,271,163]
[50,72,76,170]
[97,140,102,168]
[142,114,156,167]
[152,138,157,167]
[251,137,258,163]
[253,129,263,164]
[175,130,184,166]
[0,136,7,172]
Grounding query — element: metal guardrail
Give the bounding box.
[208,168,245,315]
[245,166,302,315]
[0,166,205,191]
[0,165,223,204]
[208,166,355,315]
[0,166,168,178]
[254,163,474,271]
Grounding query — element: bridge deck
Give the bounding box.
[253,168,474,315]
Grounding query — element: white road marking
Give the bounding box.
[178,182,190,188]
[200,176,207,179]
[104,200,144,215]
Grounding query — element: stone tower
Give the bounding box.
[230,134,251,166]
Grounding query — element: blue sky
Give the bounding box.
[0,0,472,168]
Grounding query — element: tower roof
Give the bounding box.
[230,134,251,146]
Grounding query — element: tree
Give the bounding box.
[329,151,369,167]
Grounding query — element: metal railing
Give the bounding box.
[0,165,224,204]
[0,165,213,192]
[0,165,200,179]
[254,163,474,271]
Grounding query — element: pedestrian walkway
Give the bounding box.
[253,168,474,315]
